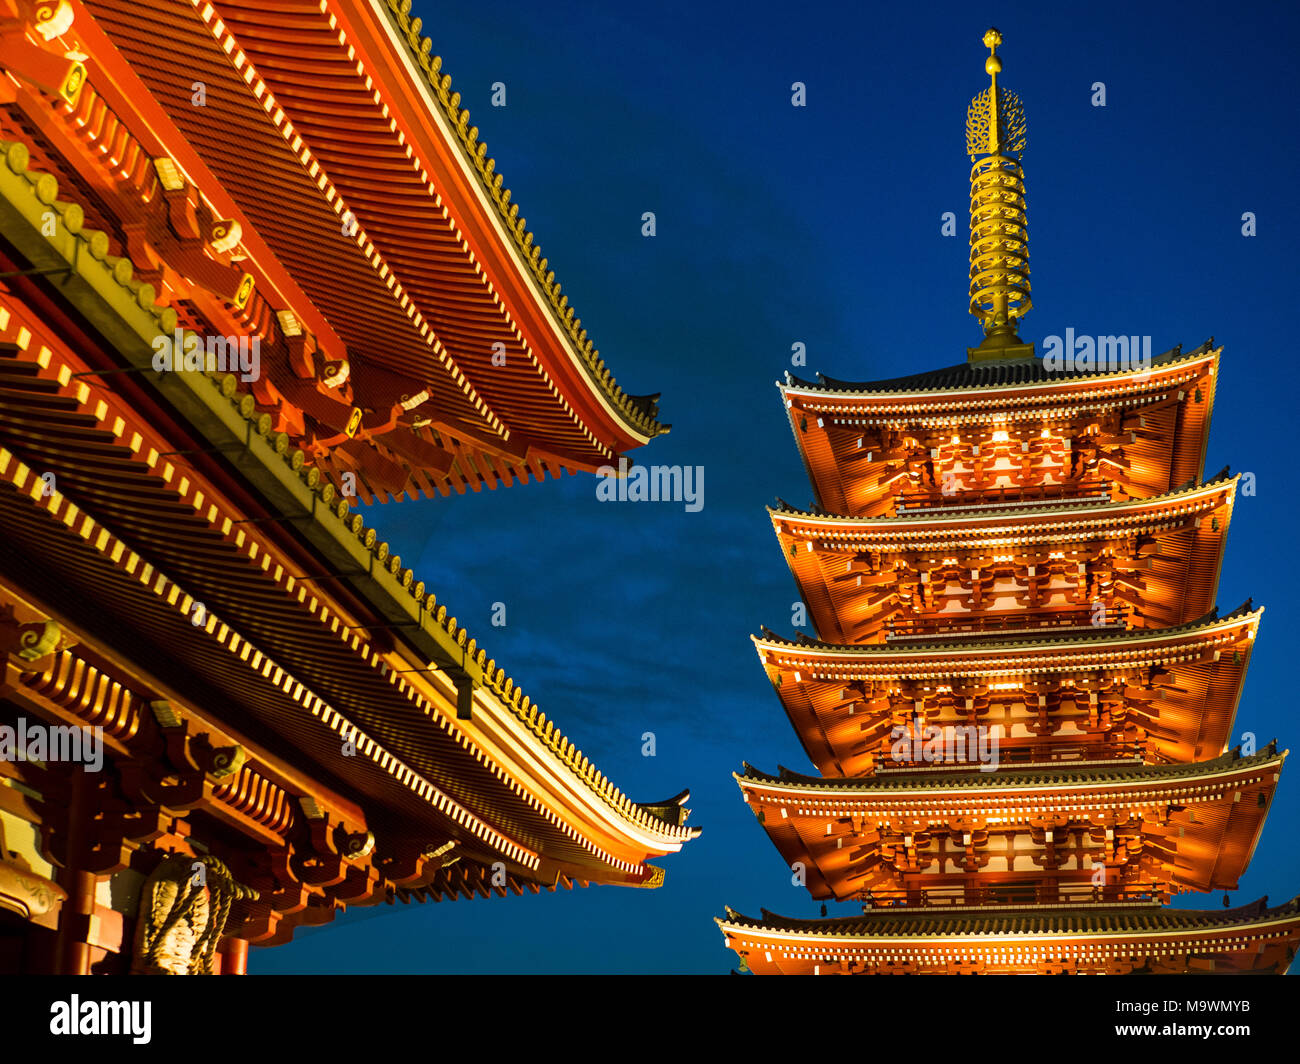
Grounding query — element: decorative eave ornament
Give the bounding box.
[966,28,1033,362]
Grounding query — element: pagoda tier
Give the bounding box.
[774,472,1236,644]
[756,604,1260,776]
[738,744,1284,904]
[718,894,1300,974]
[781,342,1218,517]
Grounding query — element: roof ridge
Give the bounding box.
[777,340,1218,398]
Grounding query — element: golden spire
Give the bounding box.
[966,27,1031,361]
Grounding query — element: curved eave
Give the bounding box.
[735,746,1285,796]
[752,604,1262,665]
[80,0,662,485]
[769,472,1238,537]
[754,608,1259,773]
[0,152,696,875]
[737,751,1283,894]
[771,477,1235,641]
[778,346,1219,513]
[778,343,1218,404]
[717,894,1300,943]
[363,0,664,446]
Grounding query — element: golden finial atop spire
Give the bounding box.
[966,27,1031,361]
[981,28,1003,153]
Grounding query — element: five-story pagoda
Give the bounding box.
[717,29,1300,975]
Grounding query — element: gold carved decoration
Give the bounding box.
[16,619,62,661]
[33,3,75,41]
[206,744,245,780]
[0,609,76,663]
[209,218,242,255]
[966,86,1026,160]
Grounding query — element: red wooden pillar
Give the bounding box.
[54,770,96,975]
[219,936,249,975]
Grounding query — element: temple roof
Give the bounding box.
[42,0,666,504]
[718,892,1300,938]
[783,340,1214,398]
[365,1,665,434]
[738,741,1283,792]
[0,143,698,893]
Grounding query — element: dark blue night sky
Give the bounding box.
[255,0,1300,973]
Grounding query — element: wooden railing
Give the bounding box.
[858,881,1165,909]
[879,739,1146,771]
[897,479,1110,512]
[885,605,1130,640]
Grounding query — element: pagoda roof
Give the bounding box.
[718,892,1300,939]
[739,745,1282,898]
[756,605,1258,775]
[755,600,1260,661]
[783,340,1215,399]
[717,893,1300,973]
[778,343,1218,516]
[774,472,1235,641]
[770,466,1236,534]
[738,741,1283,794]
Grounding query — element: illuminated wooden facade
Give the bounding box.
[0,0,696,975]
[719,29,1298,975]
